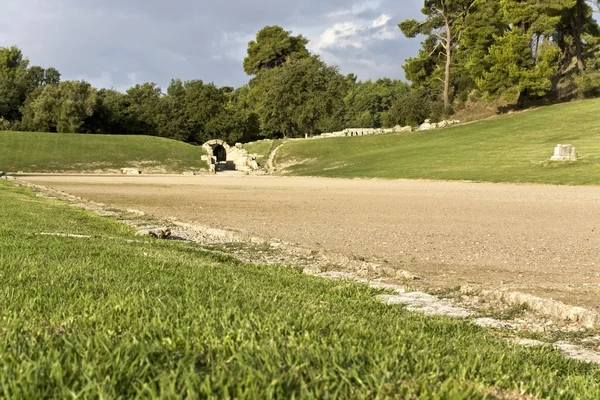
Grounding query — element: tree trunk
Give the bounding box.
[574,0,585,71]
[443,15,452,109]
[569,1,585,72]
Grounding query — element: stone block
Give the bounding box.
[551,144,577,161]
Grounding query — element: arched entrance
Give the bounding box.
[202,139,233,173]
[213,145,227,162]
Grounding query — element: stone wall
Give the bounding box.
[319,125,413,138]
[317,119,461,139]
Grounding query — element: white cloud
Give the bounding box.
[318,22,365,49]
[314,13,398,53]
[372,14,391,28]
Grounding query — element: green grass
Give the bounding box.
[0,131,208,173]
[243,139,279,167]
[275,99,600,185]
[1,180,600,398]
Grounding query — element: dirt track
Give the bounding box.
[21,174,600,309]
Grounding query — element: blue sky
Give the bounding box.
[0,0,424,91]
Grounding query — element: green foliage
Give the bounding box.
[276,97,600,185]
[575,69,600,97]
[478,29,560,105]
[243,26,310,75]
[344,79,410,128]
[0,46,31,121]
[21,81,97,133]
[0,131,208,173]
[0,117,10,131]
[402,0,600,109]
[0,46,61,122]
[250,56,347,137]
[386,88,441,126]
[1,182,600,397]
[399,1,476,107]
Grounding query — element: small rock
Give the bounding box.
[136,228,172,239]
[150,228,171,239]
[398,270,421,280]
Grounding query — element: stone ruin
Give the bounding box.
[319,125,412,138]
[551,144,577,161]
[418,119,461,131]
[317,120,461,138]
[202,139,260,173]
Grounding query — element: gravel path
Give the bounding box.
[20,174,600,309]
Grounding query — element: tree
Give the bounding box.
[123,83,162,136]
[243,26,310,75]
[477,29,560,105]
[250,56,346,138]
[0,46,30,121]
[459,0,507,86]
[344,79,410,128]
[400,0,475,108]
[22,81,97,133]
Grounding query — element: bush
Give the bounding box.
[575,70,600,98]
[0,118,10,131]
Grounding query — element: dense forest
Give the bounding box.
[2,0,600,143]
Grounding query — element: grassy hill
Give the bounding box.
[275,99,600,185]
[0,131,208,173]
[1,179,600,397]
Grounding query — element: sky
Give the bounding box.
[0,0,424,92]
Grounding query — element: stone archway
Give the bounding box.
[202,139,232,172]
[202,139,261,173]
[213,144,227,162]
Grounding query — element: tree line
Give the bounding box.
[2,1,600,142]
[400,0,600,110]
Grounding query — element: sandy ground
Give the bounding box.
[19,174,600,309]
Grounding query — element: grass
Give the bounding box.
[0,131,208,173]
[1,180,600,398]
[243,139,279,167]
[275,99,600,185]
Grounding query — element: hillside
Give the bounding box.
[274,99,600,185]
[0,132,208,173]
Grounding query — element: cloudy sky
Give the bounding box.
[0,0,423,91]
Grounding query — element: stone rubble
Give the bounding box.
[418,119,461,131]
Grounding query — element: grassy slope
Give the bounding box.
[276,99,600,185]
[0,131,208,173]
[1,180,600,398]
[243,139,278,167]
